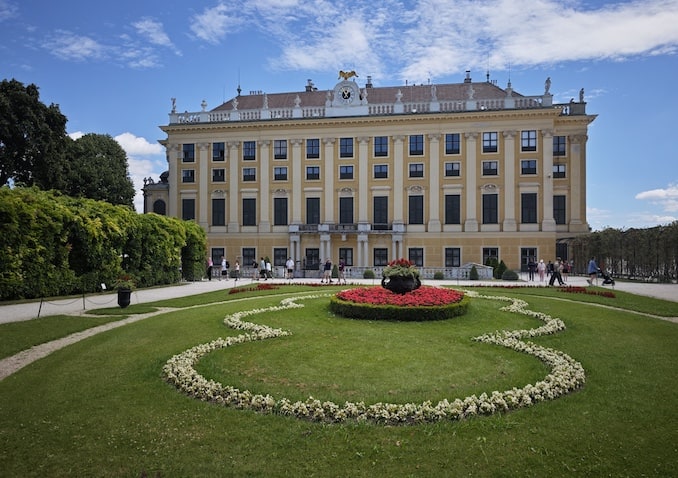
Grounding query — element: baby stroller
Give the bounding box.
[598,268,615,286]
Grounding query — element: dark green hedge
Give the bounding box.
[329,295,471,321]
[0,187,206,300]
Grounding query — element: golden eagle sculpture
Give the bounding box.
[338,70,358,80]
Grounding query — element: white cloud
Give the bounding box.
[68,131,84,140]
[132,18,180,55]
[190,3,242,44]
[0,0,18,22]
[636,183,678,213]
[114,132,164,156]
[43,30,106,61]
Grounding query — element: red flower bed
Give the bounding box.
[229,283,280,294]
[558,286,616,298]
[331,286,469,321]
[337,286,464,307]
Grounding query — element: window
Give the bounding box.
[521,160,537,175]
[554,195,567,224]
[306,166,320,180]
[274,166,288,181]
[340,137,354,158]
[306,138,320,159]
[483,247,498,265]
[182,144,195,162]
[408,248,423,267]
[242,248,256,268]
[553,164,566,178]
[373,164,388,179]
[374,136,388,157]
[374,248,389,266]
[212,168,225,182]
[181,198,195,221]
[306,197,320,224]
[409,163,424,178]
[445,247,461,267]
[274,197,288,226]
[444,162,460,177]
[482,161,498,176]
[553,136,566,157]
[152,199,166,215]
[339,248,353,266]
[339,165,354,180]
[211,247,224,266]
[182,169,195,183]
[213,142,225,161]
[409,134,424,155]
[482,132,498,153]
[445,133,460,154]
[304,248,320,270]
[274,248,287,267]
[242,198,256,226]
[243,141,256,161]
[444,194,461,224]
[482,194,498,224]
[339,197,354,224]
[373,196,388,228]
[274,139,287,159]
[212,198,225,226]
[242,167,256,182]
[408,195,424,224]
[521,193,538,223]
[521,130,537,151]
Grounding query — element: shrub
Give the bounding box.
[332,264,339,279]
[502,269,519,280]
[329,294,470,322]
[363,269,375,279]
[495,260,507,279]
[469,265,479,280]
[433,271,445,280]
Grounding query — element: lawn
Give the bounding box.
[0,285,676,477]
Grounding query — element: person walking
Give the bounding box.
[527,257,536,281]
[537,259,546,282]
[338,259,346,285]
[234,260,240,282]
[206,256,213,281]
[548,257,565,286]
[587,257,599,286]
[252,259,259,280]
[259,257,267,280]
[265,258,272,279]
[285,257,294,280]
[321,258,332,283]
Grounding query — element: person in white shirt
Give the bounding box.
[285,257,294,280]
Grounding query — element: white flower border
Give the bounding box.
[163,291,585,425]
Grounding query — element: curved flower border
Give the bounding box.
[163,290,585,425]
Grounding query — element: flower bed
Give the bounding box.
[558,286,615,298]
[330,286,468,321]
[163,290,586,425]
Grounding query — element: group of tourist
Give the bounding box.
[320,258,347,284]
[525,256,599,286]
[205,256,240,282]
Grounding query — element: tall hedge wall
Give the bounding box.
[0,187,206,300]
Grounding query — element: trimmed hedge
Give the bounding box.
[329,294,471,321]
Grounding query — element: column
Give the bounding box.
[322,138,336,223]
[357,137,370,224]
[290,139,303,224]
[227,141,239,231]
[569,134,586,230]
[541,130,556,231]
[392,135,405,224]
[502,131,517,231]
[427,133,441,232]
[259,140,271,232]
[198,143,209,229]
[464,133,478,231]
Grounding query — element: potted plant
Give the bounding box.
[381,258,421,294]
[113,274,136,308]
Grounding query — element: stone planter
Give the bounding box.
[117,288,132,308]
[381,275,421,294]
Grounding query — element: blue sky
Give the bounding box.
[1,0,677,231]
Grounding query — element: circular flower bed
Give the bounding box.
[329,286,469,321]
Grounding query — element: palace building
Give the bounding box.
[143,71,596,278]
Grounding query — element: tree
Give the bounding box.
[65,133,135,207]
[0,79,69,188]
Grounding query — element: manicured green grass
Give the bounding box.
[0,286,676,477]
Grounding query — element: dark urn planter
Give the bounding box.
[117,288,132,308]
[381,275,421,294]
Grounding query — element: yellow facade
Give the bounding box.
[145,75,596,276]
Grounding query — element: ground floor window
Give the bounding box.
[408,248,424,267]
[445,247,461,267]
[273,248,287,267]
[304,248,320,270]
[339,248,353,266]
[521,247,537,272]
[374,248,389,266]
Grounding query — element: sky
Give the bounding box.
[1,0,677,231]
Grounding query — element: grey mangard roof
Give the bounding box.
[211,80,523,112]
